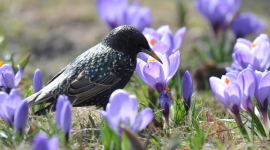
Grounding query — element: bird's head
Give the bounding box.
[102,25,162,64]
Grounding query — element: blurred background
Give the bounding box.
[0,0,269,84]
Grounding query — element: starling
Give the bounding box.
[27,25,162,112]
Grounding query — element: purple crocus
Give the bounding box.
[14,100,29,135]
[183,70,193,114]
[0,64,23,94]
[101,89,154,134]
[139,25,186,61]
[209,73,243,124]
[136,51,181,93]
[232,12,266,38]
[226,34,270,73]
[254,70,270,125]
[159,88,172,123]
[97,0,152,32]
[0,89,23,127]
[55,95,72,142]
[196,0,241,33]
[33,68,43,93]
[33,132,59,150]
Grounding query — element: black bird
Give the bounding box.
[27,25,162,112]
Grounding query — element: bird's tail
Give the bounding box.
[26,91,42,107]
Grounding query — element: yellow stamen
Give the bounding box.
[166,88,170,97]
[150,40,156,45]
[0,61,3,67]
[252,43,257,47]
[225,78,229,85]
[149,58,156,62]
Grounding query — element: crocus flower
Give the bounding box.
[97,0,152,32]
[226,34,270,73]
[183,70,193,114]
[209,73,243,124]
[232,12,266,38]
[139,25,186,61]
[136,51,181,93]
[33,68,43,93]
[196,0,241,33]
[33,132,59,150]
[0,64,23,94]
[55,95,72,142]
[14,100,29,135]
[0,89,23,127]
[254,70,270,125]
[159,88,172,123]
[101,89,154,134]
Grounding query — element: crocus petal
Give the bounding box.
[33,133,49,150]
[224,83,241,111]
[132,108,154,132]
[55,95,65,126]
[143,61,166,93]
[235,50,254,69]
[183,70,193,113]
[1,71,15,90]
[209,77,226,106]
[255,72,270,107]
[14,100,29,134]
[60,102,72,140]
[33,69,43,93]
[159,90,172,123]
[118,95,138,126]
[14,65,23,87]
[48,136,59,150]
[167,51,181,86]
[157,25,173,36]
[173,27,186,51]
[253,34,269,45]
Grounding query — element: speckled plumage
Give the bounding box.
[27,25,160,110]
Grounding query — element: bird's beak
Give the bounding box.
[141,48,163,64]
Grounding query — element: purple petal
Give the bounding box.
[183,70,193,112]
[173,27,186,51]
[33,133,49,150]
[15,65,23,87]
[234,42,252,53]
[33,68,43,93]
[1,71,15,90]
[118,95,138,126]
[159,91,172,123]
[60,101,72,139]
[55,95,65,127]
[235,50,254,69]
[14,100,29,134]
[236,38,252,48]
[132,108,154,132]
[142,27,161,39]
[48,136,59,150]
[253,34,269,45]
[255,71,270,107]
[224,83,241,111]
[157,25,173,36]
[153,33,172,55]
[143,60,166,93]
[167,51,181,86]
[209,77,226,106]
[252,42,270,71]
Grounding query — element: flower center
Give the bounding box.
[252,43,257,47]
[150,40,156,45]
[0,61,3,67]
[149,58,156,62]
[225,77,229,84]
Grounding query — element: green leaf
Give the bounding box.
[14,52,31,72]
[248,108,267,137]
[123,127,145,150]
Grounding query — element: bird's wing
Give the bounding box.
[46,66,68,85]
[68,64,122,106]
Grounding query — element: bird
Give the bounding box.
[27,25,162,113]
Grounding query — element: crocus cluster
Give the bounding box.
[101,89,154,135]
[97,0,152,31]
[232,12,266,38]
[0,89,29,134]
[136,25,185,123]
[210,65,270,125]
[196,0,241,33]
[33,133,59,150]
[196,0,265,37]
[226,34,270,74]
[55,95,72,142]
[0,64,23,94]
